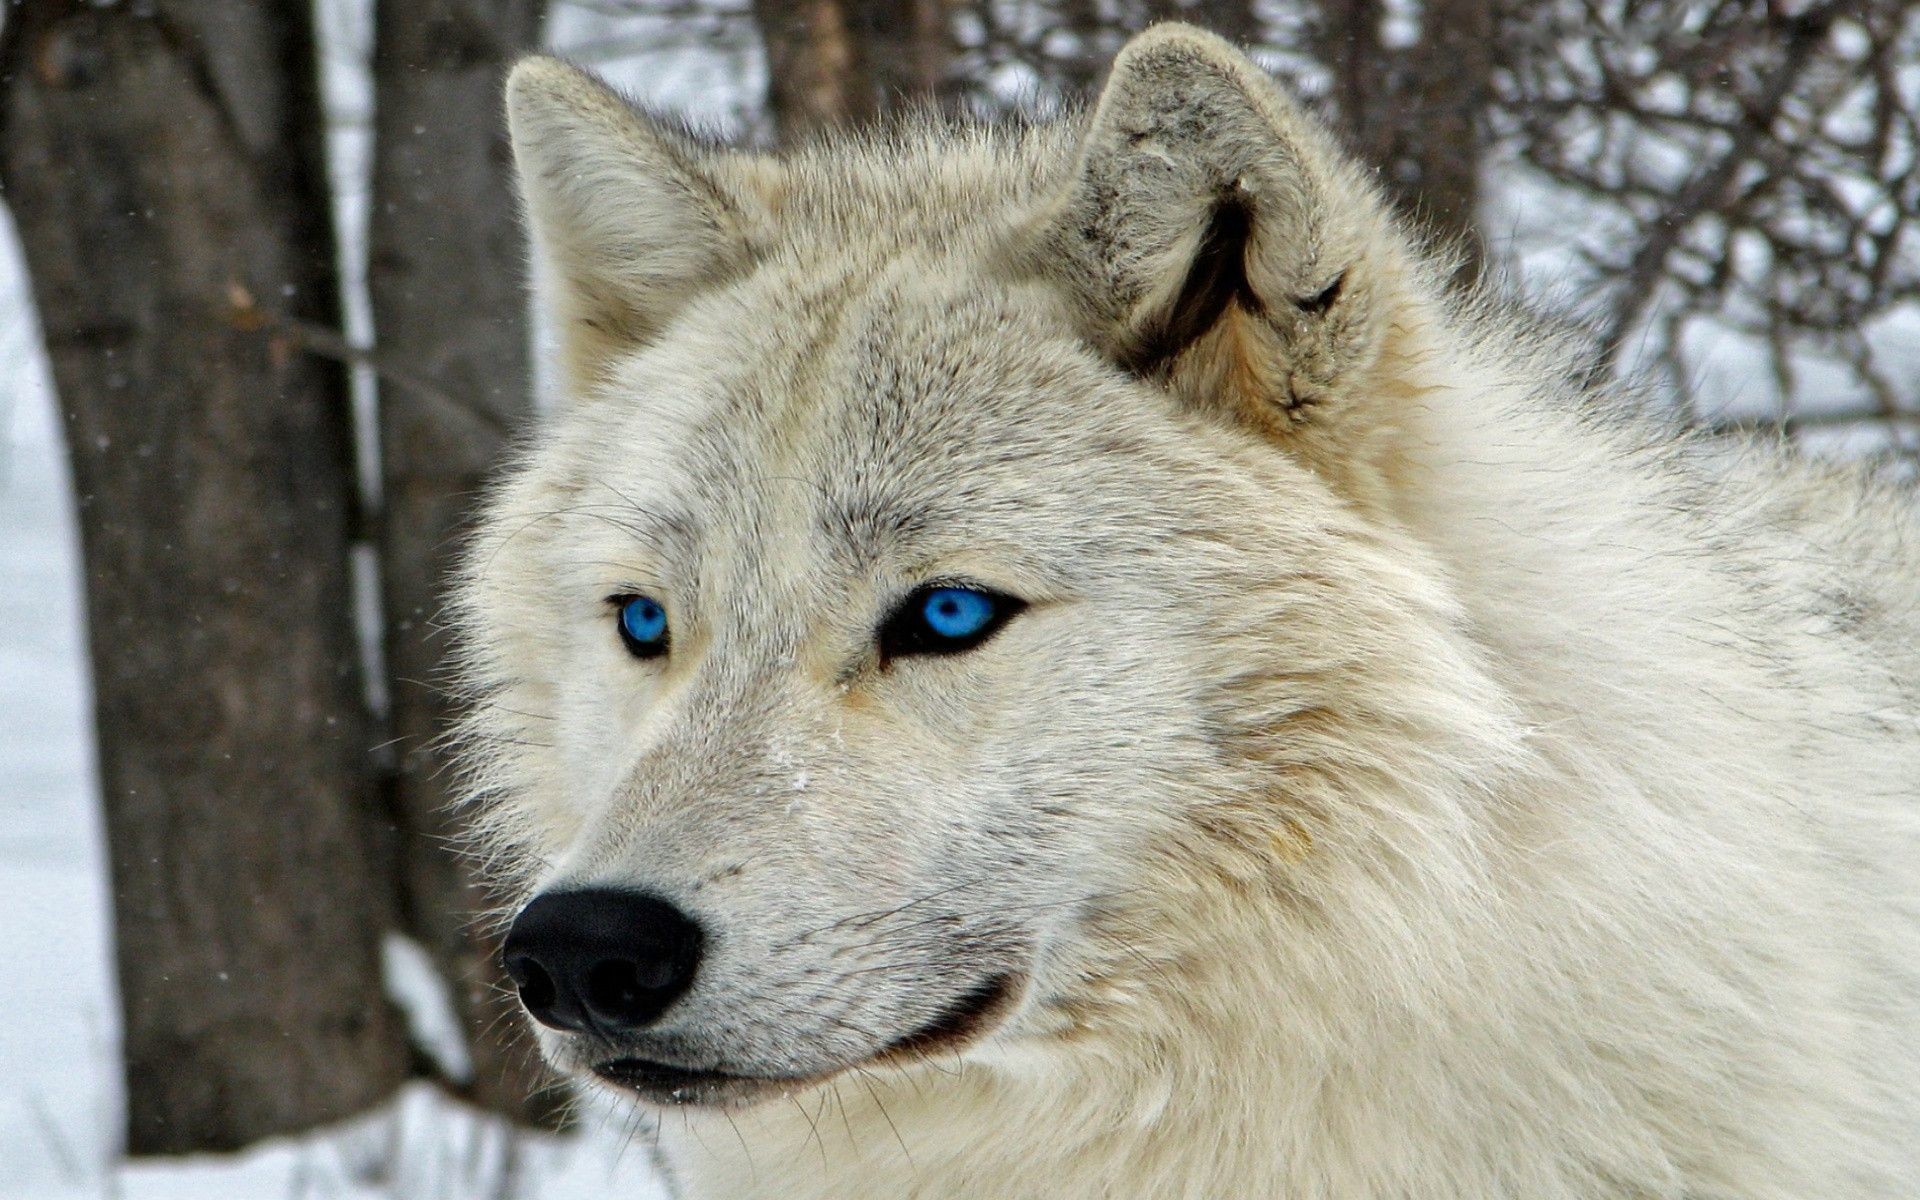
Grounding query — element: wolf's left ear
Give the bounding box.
[1029,25,1419,455]
[506,57,756,393]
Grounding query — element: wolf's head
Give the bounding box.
[458,25,1518,1111]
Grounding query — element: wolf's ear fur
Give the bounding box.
[506,57,752,392]
[1034,25,1415,450]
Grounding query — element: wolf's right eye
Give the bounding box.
[878,584,1025,662]
[611,594,669,658]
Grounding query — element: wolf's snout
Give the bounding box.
[502,889,703,1034]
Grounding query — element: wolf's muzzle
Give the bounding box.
[502,889,703,1034]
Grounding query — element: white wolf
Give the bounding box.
[453,24,1920,1199]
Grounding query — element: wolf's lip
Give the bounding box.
[591,1057,773,1106]
[871,971,1019,1063]
[592,972,1021,1108]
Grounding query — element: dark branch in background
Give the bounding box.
[225,291,509,440]
[1708,405,1920,436]
[1494,0,1920,450]
[1593,2,1849,368]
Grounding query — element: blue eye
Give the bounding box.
[879,584,1025,661]
[614,594,669,658]
[922,588,995,639]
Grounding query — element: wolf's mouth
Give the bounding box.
[592,972,1021,1108]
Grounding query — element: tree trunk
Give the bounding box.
[755,0,871,138]
[1049,0,1120,97]
[1315,0,1398,180]
[1402,0,1493,271]
[0,1,408,1154]
[1314,0,1490,276]
[366,0,556,1125]
[753,0,954,141]
[849,0,953,108]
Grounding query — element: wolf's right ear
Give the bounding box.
[1024,25,1421,488]
[506,58,755,393]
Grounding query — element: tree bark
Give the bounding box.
[366,0,556,1125]
[0,1,408,1154]
[753,0,953,141]
[755,0,871,138]
[1315,0,1491,276]
[849,0,953,108]
[1402,0,1493,270]
[1048,0,1119,97]
[1315,0,1398,183]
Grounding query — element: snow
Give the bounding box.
[0,203,118,1198]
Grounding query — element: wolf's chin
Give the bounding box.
[589,972,1023,1109]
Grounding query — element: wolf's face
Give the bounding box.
[465,28,1466,1109]
[477,259,1330,1106]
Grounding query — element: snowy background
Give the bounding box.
[1,2,1915,1196]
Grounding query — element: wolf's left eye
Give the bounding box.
[611,594,669,658]
[879,585,1024,661]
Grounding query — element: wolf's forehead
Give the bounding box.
[740,124,1076,251]
[575,268,1147,568]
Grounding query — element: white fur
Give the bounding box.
[455,25,1920,1199]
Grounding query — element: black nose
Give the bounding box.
[501,889,703,1034]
